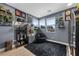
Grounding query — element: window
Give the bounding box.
[39,18,45,29]
[32,18,38,27]
[47,17,56,32]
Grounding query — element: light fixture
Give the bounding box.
[67,3,73,6]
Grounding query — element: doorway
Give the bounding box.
[75,10,79,56]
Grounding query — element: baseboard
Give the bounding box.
[46,39,69,46]
[0,48,5,52]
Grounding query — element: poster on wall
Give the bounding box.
[0,5,13,26]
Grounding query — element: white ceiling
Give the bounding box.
[7,3,76,18]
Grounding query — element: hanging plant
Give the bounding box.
[0,15,2,23]
[6,10,13,23]
[4,16,9,23]
[0,15,4,24]
[0,15,2,18]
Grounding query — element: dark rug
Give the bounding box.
[24,41,66,56]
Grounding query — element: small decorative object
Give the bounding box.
[47,26,55,32]
[65,9,71,21]
[5,40,12,51]
[58,17,65,29]
[41,25,45,29]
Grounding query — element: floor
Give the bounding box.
[0,46,35,56]
[0,41,66,56]
[24,41,66,56]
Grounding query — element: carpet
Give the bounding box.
[24,41,66,56]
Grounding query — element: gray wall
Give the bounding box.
[40,10,75,45]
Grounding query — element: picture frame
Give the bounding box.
[65,9,72,21]
[15,9,22,17]
[15,9,26,18]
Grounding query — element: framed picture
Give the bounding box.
[15,9,26,19]
[65,9,71,21]
[15,9,22,17]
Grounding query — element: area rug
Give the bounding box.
[24,41,66,56]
